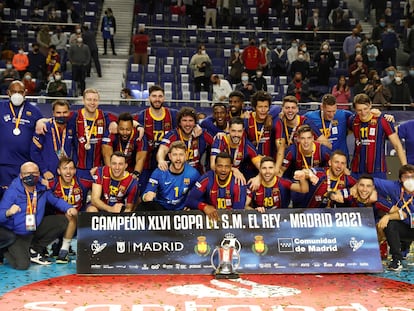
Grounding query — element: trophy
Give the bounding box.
[211,233,241,279]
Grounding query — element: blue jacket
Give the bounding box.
[0,177,71,235]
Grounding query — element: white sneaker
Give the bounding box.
[30,249,52,265]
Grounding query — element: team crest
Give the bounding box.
[194,236,211,256]
[252,235,268,255]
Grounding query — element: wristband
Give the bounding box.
[198,202,207,211]
[132,170,140,178]
[398,209,405,220]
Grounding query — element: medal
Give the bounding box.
[13,128,21,136]
[85,143,91,150]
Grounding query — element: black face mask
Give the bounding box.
[55,116,68,125]
[22,174,39,187]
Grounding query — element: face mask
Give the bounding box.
[261,44,267,48]
[409,70,414,76]
[76,28,81,34]
[201,50,206,54]
[276,45,282,49]
[10,93,24,106]
[241,76,249,82]
[301,47,307,52]
[22,174,39,187]
[48,76,54,82]
[388,71,395,76]
[395,77,402,83]
[19,50,24,54]
[234,48,239,52]
[77,38,83,43]
[387,28,393,33]
[25,75,31,80]
[6,64,12,69]
[379,22,385,27]
[355,48,361,53]
[54,116,68,125]
[54,75,61,81]
[404,178,414,192]
[292,43,297,48]
[298,55,304,61]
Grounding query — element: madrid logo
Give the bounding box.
[167,278,301,298]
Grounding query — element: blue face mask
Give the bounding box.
[409,70,414,76]
[54,116,68,125]
[22,174,39,187]
[388,71,395,76]
[379,22,385,27]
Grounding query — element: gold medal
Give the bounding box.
[84,143,91,150]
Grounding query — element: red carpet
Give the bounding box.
[2,274,414,310]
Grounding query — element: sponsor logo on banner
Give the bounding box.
[349,237,364,251]
[91,240,107,255]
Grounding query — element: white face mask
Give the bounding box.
[10,93,24,106]
[395,77,402,83]
[404,178,414,192]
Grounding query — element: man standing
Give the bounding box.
[68,88,112,173]
[0,162,77,270]
[82,25,102,78]
[242,39,261,77]
[31,100,74,181]
[157,107,212,174]
[132,25,149,65]
[186,152,247,221]
[140,141,200,211]
[87,152,138,213]
[68,35,91,95]
[349,93,406,179]
[0,81,43,187]
[211,117,262,183]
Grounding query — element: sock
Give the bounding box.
[61,238,72,251]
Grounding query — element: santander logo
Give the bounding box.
[167,278,301,298]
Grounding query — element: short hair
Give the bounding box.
[52,99,70,112]
[297,124,313,137]
[121,88,132,96]
[398,164,414,179]
[212,102,228,110]
[282,95,298,106]
[117,112,134,124]
[229,116,244,127]
[215,152,232,164]
[229,90,245,101]
[83,88,100,98]
[177,107,197,124]
[330,149,347,160]
[149,85,164,95]
[322,94,336,106]
[260,156,275,166]
[353,93,371,109]
[251,90,272,109]
[169,141,187,153]
[111,151,127,161]
[58,156,75,168]
[358,174,374,183]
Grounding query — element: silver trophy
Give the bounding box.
[211,234,240,279]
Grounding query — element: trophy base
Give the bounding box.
[214,271,240,279]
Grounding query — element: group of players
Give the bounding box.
[0,80,413,272]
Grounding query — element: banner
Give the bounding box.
[77,208,383,275]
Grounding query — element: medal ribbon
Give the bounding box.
[299,143,315,169]
[25,189,37,215]
[52,121,67,157]
[82,109,98,147]
[321,111,333,138]
[59,176,74,203]
[283,115,300,146]
[178,128,193,160]
[9,103,24,133]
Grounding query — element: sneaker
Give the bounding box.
[387,259,403,271]
[56,250,69,264]
[68,246,76,257]
[30,249,52,265]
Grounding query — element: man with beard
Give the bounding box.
[185,152,247,221]
[140,141,200,211]
[274,95,318,176]
[87,152,138,213]
[48,156,93,263]
[157,107,213,174]
[135,85,178,192]
[0,81,43,188]
[31,100,74,181]
[211,117,262,184]
[281,124,331,179]
[292,150,356,208]
[102,112,148,179]
[245,157,309,212]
